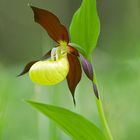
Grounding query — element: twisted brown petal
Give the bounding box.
[17,61,38,76]
[66,54,82,105]
[31,6,69,43]
[18,50,51,76]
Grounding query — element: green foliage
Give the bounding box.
[28,101,106,140]
[70,0,100,57]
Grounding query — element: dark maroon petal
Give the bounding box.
[17,60,38,76]
[40,50,51,60]
[18,50,51,76]
[68,45,79,56]
[30,6,69,43]
[66,54,82,105]
[80,54,93,81]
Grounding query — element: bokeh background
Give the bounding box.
[0,0,140,139]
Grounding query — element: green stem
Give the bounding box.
[89,57,113,140]
[95,93,113,140]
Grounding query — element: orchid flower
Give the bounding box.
[18,6,98,104]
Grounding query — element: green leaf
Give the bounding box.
[27,101,106,140]
[70,0,100,57]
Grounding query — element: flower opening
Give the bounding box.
[18,5,97,104]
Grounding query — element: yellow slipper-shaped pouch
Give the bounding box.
[29,56,69,85]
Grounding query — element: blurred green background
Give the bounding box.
[0,0,140,139]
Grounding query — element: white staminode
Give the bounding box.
[51,47,59,60]
[51,46,67,61]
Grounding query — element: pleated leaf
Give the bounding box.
[28,101,107,140]
[70,0,100,57]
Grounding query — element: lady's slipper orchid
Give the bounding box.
[19,6,98,104]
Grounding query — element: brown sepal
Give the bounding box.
[30,6,69,43]
[66,54,82,105]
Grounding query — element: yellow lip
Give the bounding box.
[29,56,69,85]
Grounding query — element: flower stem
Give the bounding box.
[89,57,113,140]
[95,91,113,140]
